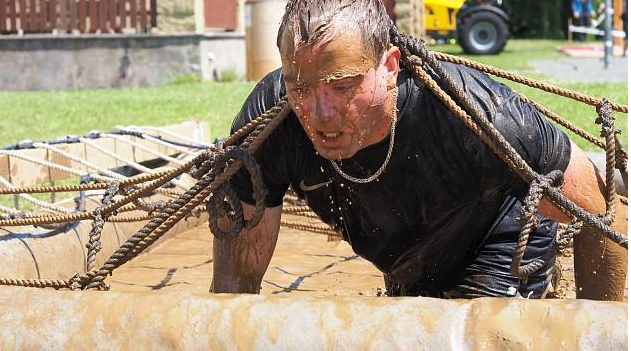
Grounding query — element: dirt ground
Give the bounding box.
[109,213,600,300]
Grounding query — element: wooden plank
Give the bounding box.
[49,0,58,32]
[19,0,27,31]
[112,137,134,168]
[148,0,154,28]
[59,0,67,32]
[0,0,7,33]
[0,155,10,184]
[99,0,107,32]
[108,0,116,31]
[47,143,88,181]
[77,0,86,32]
[84,138,119,171]
[68,0,76,31]
[138,0,145,30]
[0,123,207,188]
[128,0,135,29]
[118,0,126,29]
[28,0,36,31]
[8,0,16,32]
[88,0,96,32]
[40,0,48,31]
[6,149,51,188]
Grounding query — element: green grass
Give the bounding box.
[0,81,256,145]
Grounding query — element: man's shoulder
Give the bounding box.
[231,68,286,134]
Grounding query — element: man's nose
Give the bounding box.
[314,90,337,122]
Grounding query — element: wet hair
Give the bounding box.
[277,0,391,65]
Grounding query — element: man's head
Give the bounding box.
[277,0,400,160]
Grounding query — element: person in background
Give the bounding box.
[572,0,595,41]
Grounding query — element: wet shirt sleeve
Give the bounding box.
[430,64,572,198]
[228,68,292,207]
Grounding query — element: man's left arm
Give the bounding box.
[539,141,628,301]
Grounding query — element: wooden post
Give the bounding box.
[613,0,623,46]
[410,0,425,38]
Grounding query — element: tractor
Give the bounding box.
[424,0,510,55]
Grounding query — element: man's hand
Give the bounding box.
[539,142,628,301]
[574,12,580,19]
[210,204,282,294]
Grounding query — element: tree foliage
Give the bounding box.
[502,0,573,38]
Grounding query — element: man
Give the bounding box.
[572,0,594,42]
[212,0,627,300]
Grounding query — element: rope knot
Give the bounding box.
[511,170,565,283]
[205,146,268,238]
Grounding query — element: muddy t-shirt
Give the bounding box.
[229,63,571,291]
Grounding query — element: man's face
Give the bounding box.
[282,33,398,160]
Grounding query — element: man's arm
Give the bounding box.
[210,203,282,294]
[539,141,628,301]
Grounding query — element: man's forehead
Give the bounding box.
[282,33,376,84]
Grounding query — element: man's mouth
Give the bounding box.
[321,132,341,139]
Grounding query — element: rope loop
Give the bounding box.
[511,171,564,283]
[206,146,268,238]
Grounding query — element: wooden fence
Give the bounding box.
[0,0,157,35]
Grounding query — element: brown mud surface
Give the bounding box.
[110,214,385,296]
[111,215,625,300]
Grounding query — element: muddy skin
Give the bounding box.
[281,31,399,162]
[211,205,282,293]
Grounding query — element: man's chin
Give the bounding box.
[316,147,358,161]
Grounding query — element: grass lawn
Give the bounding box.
[0,39,627,152]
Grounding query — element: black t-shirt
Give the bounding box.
[229,62,571,291]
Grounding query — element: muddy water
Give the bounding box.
[109,214,385,296]
[109,214,627,300]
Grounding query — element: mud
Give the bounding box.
[110,214,385,296]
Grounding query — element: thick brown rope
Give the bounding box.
[280,219,339,236]
[510,171,563,282]
[595,100,619,222]
[432,51,629,113]
[74,100,291,290]
[393,36,628,252]
[0,102,285,290]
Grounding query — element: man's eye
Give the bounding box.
[333,84,354,93]
[289,86,307,94]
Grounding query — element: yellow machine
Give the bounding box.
[424,0,510,55]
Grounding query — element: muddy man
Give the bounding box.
[212,0,627,300]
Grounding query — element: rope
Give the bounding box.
[595,100,620,222]
[134,125,214,148]
[0,175,72,214]
[432,51,629,113]
[205,147,268,238]
[280,219,339,237]
[391,29,628,251]
[103,133,187,166]
[115,126,198,156]
[69,99,290,290]
[79,137,189,190]
[86,181,119,274]
[510,171,564,283]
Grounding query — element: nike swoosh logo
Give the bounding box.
[299,179,332,192]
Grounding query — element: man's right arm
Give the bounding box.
[210,203,282,294]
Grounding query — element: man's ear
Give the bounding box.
[383,45,400,86]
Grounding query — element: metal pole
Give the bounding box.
[605,0,614,68]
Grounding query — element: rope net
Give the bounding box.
[0,30,627,290]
